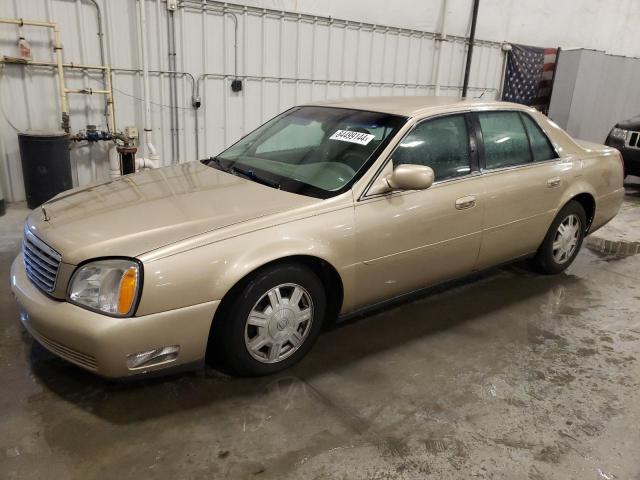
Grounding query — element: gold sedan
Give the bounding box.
[10,97,625,377]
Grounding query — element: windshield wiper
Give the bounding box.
[204,156,230,172]
[205,157,280,189]
[230,165,281,189]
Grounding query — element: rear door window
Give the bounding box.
[520,113,557,161]
[478,111,532,169]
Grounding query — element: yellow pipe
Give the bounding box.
[0,18,118,133]
[0,18,69,129]
[0,58,117,131]
[0,59,108,71]
[0,18,56,29]
[65,88,110,94]
[105,67,116,132]
[52,24,68,123]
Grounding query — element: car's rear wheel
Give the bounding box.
[533,200,587,274]
[212,263,326,376]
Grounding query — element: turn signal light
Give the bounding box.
[118,266,138,315]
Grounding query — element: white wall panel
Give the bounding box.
[239,0,640,58]
[1,0,636,203]
[549,49,640,143]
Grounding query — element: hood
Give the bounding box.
[616,115,640,130]
[27,161,320,264]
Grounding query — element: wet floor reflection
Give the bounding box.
[17,251,639,479]
[4,225,640,478]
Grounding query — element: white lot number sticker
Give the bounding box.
[330,129,375,146]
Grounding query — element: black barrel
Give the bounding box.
[18,131,72,209]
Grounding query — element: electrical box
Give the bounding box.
[231,79,243,92]
[124,126,139,139]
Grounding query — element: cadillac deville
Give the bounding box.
[11,97,624,377]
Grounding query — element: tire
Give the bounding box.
[533,200,587,274]
[211,263,326,376]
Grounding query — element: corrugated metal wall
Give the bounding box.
[549,48,640,143]
[0,0,504,203]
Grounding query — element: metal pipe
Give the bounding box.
[195,72,495,92]
[112,67,195,88]
[434,0,448,95]
[225,12,238,78]
[105,69,116,132]
[497,43,511,99]
[2,57,491,97]
[461,0,480,98]
[178,6,192,160]
[260,10,265,120]
[198,0,207,159]
[83,0,106,67]
[241,7,247,134]
[294,13,300,104]
[137,0,157,165]
[0,59,196,89]
[153,0,166,164]
[197,8,239,84]
[74,0,91,148]
[325,19,332,98]
[277,14,283,111]
[177,0,501,49]
[415,30,423,89]
[0,59,118,133]
[0,18,57,29]
[222,6,228,147]
[65,87,111,94]
[0,58,107,70]
[61,0,108,97]
[167,7,180,163]
[0,18,69,131]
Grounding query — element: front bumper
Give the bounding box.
[11,254,220,378]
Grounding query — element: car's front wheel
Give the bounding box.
[212,263,326,376]
[534,200,587,274]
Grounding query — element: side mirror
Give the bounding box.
[369,163,435,195]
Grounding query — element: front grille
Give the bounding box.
[627,131,640,149]
[23,230,61,293]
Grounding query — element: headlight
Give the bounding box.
[68,259,141,316]
[609,127,627,141]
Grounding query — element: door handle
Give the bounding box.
[455,195,476,210]
[547,177,561,188]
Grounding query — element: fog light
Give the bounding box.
[127,345,180,369]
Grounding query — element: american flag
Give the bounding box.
[502,44,559,114]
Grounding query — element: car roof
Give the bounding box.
[304,96,530,117]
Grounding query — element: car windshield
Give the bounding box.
[208,106,406,198]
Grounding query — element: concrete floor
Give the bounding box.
[1,181,640,480]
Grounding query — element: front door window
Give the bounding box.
[392,115,472,181]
